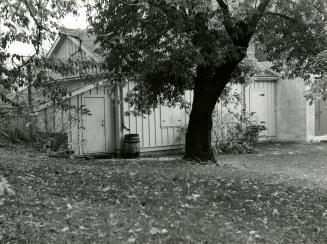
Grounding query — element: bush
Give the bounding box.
[213,110,266,154]
[0,108,68,152]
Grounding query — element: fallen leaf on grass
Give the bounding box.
[150,227,168,235]
[127,237,136,243]
[61,227,69,232]
[161,228,168,234]
[272,208,279,216]
[0,177,15,196]
[186,194,201,201]
[150,228,159,235]
[181,203,192,208]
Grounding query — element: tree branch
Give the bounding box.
[23,0,40,27]
[216,0,234,37]
[22,0,83,44]
[248,0,271,29]
[264,11,297,23]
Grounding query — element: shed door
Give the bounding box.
[249,81,276,137]
[250,89,268,136]
[316,101,327,135]
[83,97,106,153]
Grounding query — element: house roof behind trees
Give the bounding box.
[47,28,102,62]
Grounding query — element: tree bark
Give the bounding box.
[184,60,242,162]
[184,83,219,161]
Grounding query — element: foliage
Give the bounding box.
[0,0,99,152]
[89,0,265,113]
[255,0,327,101]
[89,0,327,160]
[0,104,85,152]
[213,83,266,154]
[0,0,86,109]
[89,0,327,111]
[0,176,15,207]
[0,109,61,151]
[0,177,15,197]
[213,107,266,154]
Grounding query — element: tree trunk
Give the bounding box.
[184,85,219,161]
[184,61,241,162]
[27,64,34,135]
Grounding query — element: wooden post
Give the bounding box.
[114,83,122,156]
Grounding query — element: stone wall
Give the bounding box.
[275,78,307,141]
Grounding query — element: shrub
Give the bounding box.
[212,110,266,154]
[0,108,68,152]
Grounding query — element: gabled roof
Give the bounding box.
[47,28,102,62]
[255,61,279,79]
[5,28,107,111]
[63,28,98,54]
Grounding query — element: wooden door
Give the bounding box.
[248,81,276,137]
[83,97,106,153]
[316,101,327,135]
[250,88,268,136]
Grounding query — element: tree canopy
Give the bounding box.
[0,0,81,107]
[90,0,327,109]
[2,0,327,160]
[90,0,327,160]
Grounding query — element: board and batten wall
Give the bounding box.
[212,80,277,142]
[37,79,278,155]
[69,86,115,155]
[122,81,193,152]
[49,36,100,79]
[122,79,277,152]
[245,80,277,138]
[37,85,115,155]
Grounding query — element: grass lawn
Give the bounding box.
[1,142,327,243]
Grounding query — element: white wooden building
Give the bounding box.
[34,29,194,155]
[28,29,327,156]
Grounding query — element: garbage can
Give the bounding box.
[123,134,140,158]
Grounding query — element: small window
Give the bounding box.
[161,105,184,127]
